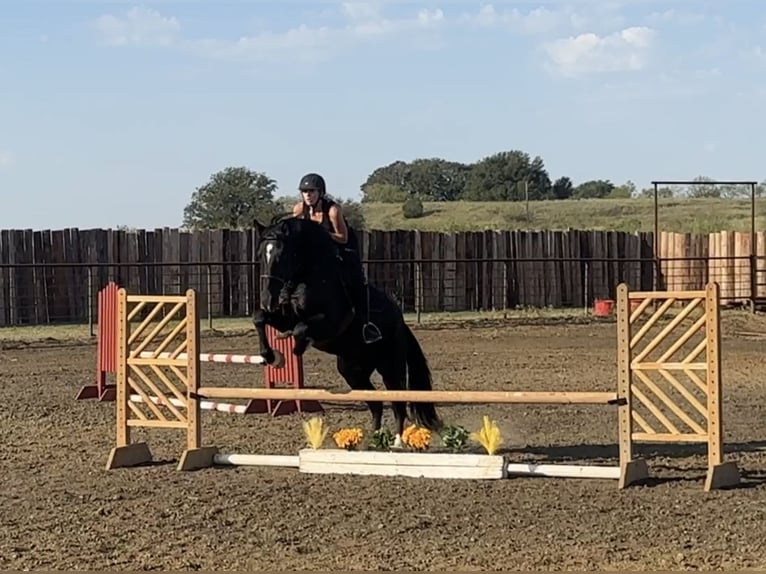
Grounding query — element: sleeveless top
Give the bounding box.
[302,198,337,234]
[301,198,358,251]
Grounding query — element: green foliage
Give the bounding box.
[609,180,636,199]
[439,425,470,452]
[182,166,279,230]
[551,176,574,199]
[402,195,424,219]
[462,150,552,201]
[361,183,408,203]
[337,198,367,230]
[573,179,615,199]
[361,158,469,202]
[369,428,395,451]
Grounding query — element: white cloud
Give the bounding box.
[647,9,705,26]
[94,6,180,47]
[341,2,382,23]
[544,26,657,78]
[462,3,586,34]
[192,6,444,63]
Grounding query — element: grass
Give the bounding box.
[360,197,763,233]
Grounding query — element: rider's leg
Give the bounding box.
[342,248,382,344]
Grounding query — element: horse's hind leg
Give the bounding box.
[336,356,381,433]
[375,328,407,448]
[385,388,407,449]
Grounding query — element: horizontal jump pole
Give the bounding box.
[137,351,266,365]
[213,453,299,467]
[129,394,251,414]
[195,387,623,405]
[505,463,621,479]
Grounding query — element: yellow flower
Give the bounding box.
[302,416,328,449]
[402,424,431,451]
[470,415,503,455]
[333,427,364,450]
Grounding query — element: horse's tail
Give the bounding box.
[404,324,442,431]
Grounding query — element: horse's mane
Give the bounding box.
[260,215,338,256]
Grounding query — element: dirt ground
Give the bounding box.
[2,315,766,571]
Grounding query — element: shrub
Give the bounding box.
[402,196,424,219]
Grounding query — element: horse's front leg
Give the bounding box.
[252,309,285,368]
[290,322,312,356]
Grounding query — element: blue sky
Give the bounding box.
[1,1,765,230]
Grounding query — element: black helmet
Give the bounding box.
[298,173,326,195]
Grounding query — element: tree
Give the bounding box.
[360,158,469,202]
[551,176,574,199]
[406,158,470,201]
[462,150,552,201]
[402,196,424,218]
[361,161,411,199]
[610,180,637,198]
[361,183,408,203]
[336,198,366,230]
[182,167,278,230]
[573,179,615,199]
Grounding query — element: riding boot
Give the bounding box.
[359,281,382,344]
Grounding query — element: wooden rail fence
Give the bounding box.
[0,227,764,325]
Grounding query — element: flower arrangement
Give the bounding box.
[301,416,328,449]
[402,424,431,451]
[471,415,503,455]
[369,428,395,451]
[439,424,470,452]
[333,427,364,450]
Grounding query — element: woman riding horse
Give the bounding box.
[291,172,381,344]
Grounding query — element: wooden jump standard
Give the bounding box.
[104,283,741,491]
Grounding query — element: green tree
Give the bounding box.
[573,179,615,199]
[462,150,552,201]
[406,158,470,201]
[551,176,574,199]
[402,195,424,218]
[687,175,720,198]
[182,166,278,230]
[610,180,637,198]
[360,158,469,201]
[361,183,408,203]
[336,198,366,230]
[361,161,411,199]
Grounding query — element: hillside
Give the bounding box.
[360,197,761,233]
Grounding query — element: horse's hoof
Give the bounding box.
[271,349,285,369]
[274,330,292,340]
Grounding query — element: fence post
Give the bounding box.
[206,263,213,330]
[414,261,422,324]
[87,266,95,337]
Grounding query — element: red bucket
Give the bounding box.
[593,299,614,317]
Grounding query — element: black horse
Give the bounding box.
[251,215,442,446]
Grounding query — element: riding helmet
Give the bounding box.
[298,173,326,195]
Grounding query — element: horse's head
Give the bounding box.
[255,215,327,312]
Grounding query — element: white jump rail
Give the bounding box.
[201,450,621,480]
[136,351,266,365]
[129,394,252,414]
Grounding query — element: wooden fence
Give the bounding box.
[0,227,762,326]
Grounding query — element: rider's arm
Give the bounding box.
[327,205,348,244]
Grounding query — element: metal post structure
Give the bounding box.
[650,179,758,309]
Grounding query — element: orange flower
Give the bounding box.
[333,427,364,450]
[402,424,431,451]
